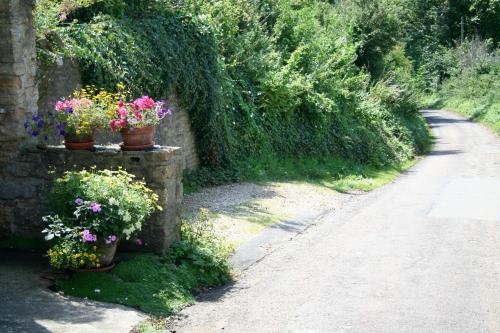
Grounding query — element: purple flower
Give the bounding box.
[65,107,73,114]
[82,229,97,242]
[24,120,29,129]
[90,202,102,213]
[37,119,43,128]
[157,108,172,118]
[75,198,83,205]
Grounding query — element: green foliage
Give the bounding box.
[35,0,430,177]
[438,39,500,133]
[168,208,233,286]
[47,239,101,270]
[58,209,233,315]
[47,168,160,239]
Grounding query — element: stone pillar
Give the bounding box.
[0,0,38,237]
[0,0,38,143]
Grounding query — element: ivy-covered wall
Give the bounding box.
[36,60,200,170]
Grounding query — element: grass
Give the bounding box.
[422,93,500,135]
[184,156,421,248]
[57,212,233,316]
[58,255,195,315]
[186,156,423,195]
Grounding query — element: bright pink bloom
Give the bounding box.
[133,96,155,110]
[55,101,66,111]
[133,110,142,121]
[118,107,128,119]
[117,101,124,107]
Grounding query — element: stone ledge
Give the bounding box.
[1,144,184,254]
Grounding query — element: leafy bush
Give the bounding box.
[35,0,430,181]
[438,39,500,133]
[46,168,160,239]
[43,168,160,270]
[168,208,233,287]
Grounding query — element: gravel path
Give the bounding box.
[183,182,354,247]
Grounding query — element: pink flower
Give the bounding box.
[117,101,124,107]
[135,239,143,246]
[90,202,102,213]
[118,119,126,128]
[55,99,79,112]
[133,96,155,110]
[82,229,97,242]
[105,234,118,244]
[133,110,142,121]
[110,120,117,132]
[118,107,128,119]
[55,101,66,111]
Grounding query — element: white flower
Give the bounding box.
[123,212,131,222]
[108,197,118,206]
[94,289,101,293]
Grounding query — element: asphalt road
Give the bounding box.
[174,110,500,333]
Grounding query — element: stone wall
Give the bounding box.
[37,57,81,117]
[0,145,184,254]
[0,0,37,144]
[0,1,185,254]
[37,62,200,170]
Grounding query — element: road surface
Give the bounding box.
[173,110,500,333]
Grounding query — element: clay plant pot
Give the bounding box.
[97,239,119,267]
[64,132,95,150]
[73,238,119,273]
[120,125,155,151]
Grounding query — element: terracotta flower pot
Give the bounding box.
[73,238,118,272]
[97,239,119,267]
[120,125,155,151]
[64,132,95,150]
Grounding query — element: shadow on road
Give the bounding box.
[428,149,463,156]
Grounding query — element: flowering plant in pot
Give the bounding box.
[42,168,161,271]
[25,87,116,149]
[109,96,172,151]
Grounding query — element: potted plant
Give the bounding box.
[42,168,161,271]
[109,96,172,151]
[25,87,115,150]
